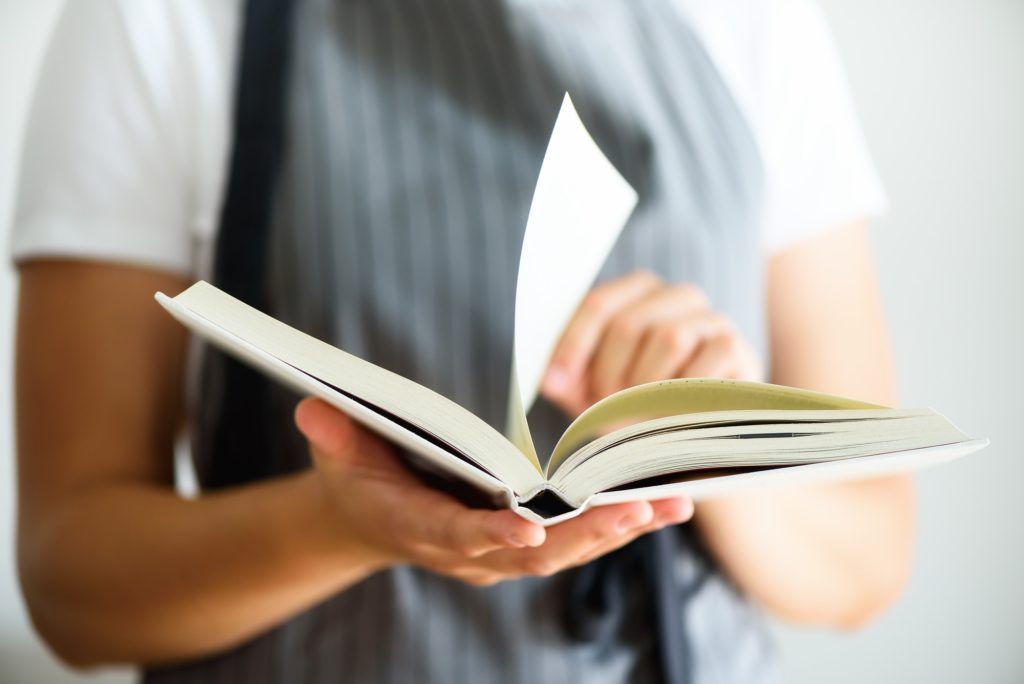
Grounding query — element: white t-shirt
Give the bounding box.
[10,0,887,279]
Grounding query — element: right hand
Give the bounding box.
[295,398,693,586]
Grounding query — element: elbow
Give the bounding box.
[35,626,105,672]
[767,574,910,630]
[20,571,97,670]
[18,536,111,669]
[764,545,914,630]
[837,493,917,629]
[826,476,917,630]
[833,556,913,631]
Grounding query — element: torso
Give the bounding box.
[148,1,779,683]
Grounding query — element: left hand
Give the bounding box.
[295,397,694,586]
[541,270,763,418]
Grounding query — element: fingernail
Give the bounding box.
[658,500,694,526]
[507,534,527,548]
[520,527,546,547]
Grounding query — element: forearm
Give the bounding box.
[693,332,912,628]
[19,470,379,667]
[694,475,914,627]
[693,347,914,628]
[692,222,916,627]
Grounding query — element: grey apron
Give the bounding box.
[147,0,778,681]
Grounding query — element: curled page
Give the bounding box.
[505,95,639,465]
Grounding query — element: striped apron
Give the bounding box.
[148,0,779,681]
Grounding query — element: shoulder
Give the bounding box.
[674,0,845,139]
[32,0,238,136]
[677,0,888,254]
[11,0,241,277]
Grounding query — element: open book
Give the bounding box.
[157,97,986,525]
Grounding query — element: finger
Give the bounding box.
[295,398,386,474]
[296,398,547,558]
[571,497,694,566]
[588,284,708,401]
[392,495,546,559]
[625,312,731,387]
[730,337,764,382]
[542,271,661,410]
[680,333,740,379]
[481,501,654,577]
[650,496,695,526]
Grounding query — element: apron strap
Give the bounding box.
[214,0,295,306]
[204,0,296,489]
[565,525,705,683]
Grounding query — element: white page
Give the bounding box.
[505,95,639,462]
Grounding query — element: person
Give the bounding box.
[11,0,914,682]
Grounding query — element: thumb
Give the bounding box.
[295,397,363,473]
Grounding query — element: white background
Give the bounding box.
[1,1,1021,682]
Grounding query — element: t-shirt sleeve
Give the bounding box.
[9,0,198,276]
[759,0,888,255]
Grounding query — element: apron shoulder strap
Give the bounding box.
[214,0,297,306]
[200,0,297,490]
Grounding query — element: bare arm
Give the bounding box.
[540,222,914,628]
[17,260,689,668]
[15,261,382,665]
[694,222,914,628]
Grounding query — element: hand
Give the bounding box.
[542,270,763,418]
[295,398,693,586]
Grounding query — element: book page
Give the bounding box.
[505,94,639,464]
[159,283,545,496]
[551,409,961,500]
[531,439,988,525]
[546,378,885,476]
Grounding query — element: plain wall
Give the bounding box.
[773,1,1024,682]
[0,1,1021,682]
